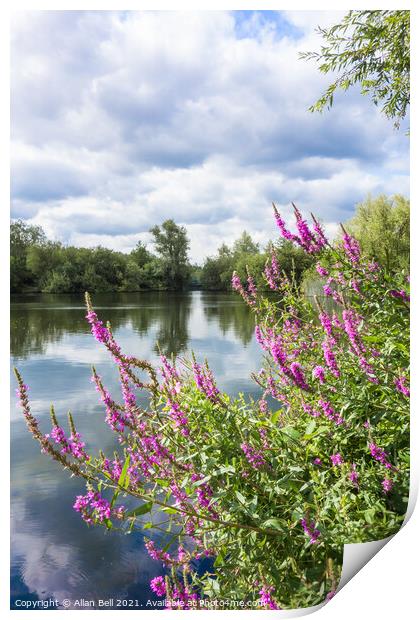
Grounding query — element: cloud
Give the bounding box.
[11,10,409,262]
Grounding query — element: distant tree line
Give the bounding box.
[10,195,409,294]
[11,219,192,294]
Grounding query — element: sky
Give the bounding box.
[10,10,410,263]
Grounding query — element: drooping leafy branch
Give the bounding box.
[300,10,410,127]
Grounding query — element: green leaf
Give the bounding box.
[270,409,283,424]
[217,465,236,475]
[305,419,317,435]
[262,518,284,531]
[235,491,246,504]
[126,501,153,518]
[280,426,301,442]
[118,455,130,489]
[364,508,376,524]
[161,507,179,514]
[191,474,212,487]
[214,553,225,568]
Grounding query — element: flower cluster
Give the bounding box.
[259,586,280,610]
[192,360,220,403]
[273,203,327,254]
[330,453,344,467]
[300,518,321,544]
[150,576,166,597]
[240,442,266,469]
[394,375,410,397]
[369,443,393,469]
[47,426,88,461]
[73,490,124,525]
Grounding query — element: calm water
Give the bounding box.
[10,291,262,610]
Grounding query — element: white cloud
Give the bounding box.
[11,10,409,262]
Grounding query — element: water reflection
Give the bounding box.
[11,292,195,361]
[201,292,255,346]
[10,291,260,609]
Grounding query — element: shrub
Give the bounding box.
[15,204,409,610]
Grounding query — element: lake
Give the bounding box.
[10,291,263,610]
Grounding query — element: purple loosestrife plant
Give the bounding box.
[14,203,409,610]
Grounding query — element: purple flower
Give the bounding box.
[316,263,329,277]
[342,232,361,264]
[231,271,256,306]
[47,425,88,461]
[91,372,129,433]
[312,365,326,384]
[323,285,333,297]
[321,339,340,378]
[273,205,296,242]
[369,443,392,469]
[231,272,242,292]
[258,586,279,609]
[241,442,266,469]
[330,453,343,467]
[312,215,328,250]
[290,361,310,390]
[296,215,315,251]
[255,325,267,349]
[160,355,180,391]
[394,375,410,397]
[270,338,287,367]
[301,518,320,544]
[168,400,189,436]
[319,399,343,425]
[150,576,166,597]
[259,399,268,414]
[247,274,257,298]
[191,473,216,515]
[389,289,410,302]
[86,310,112,345]
[382,477,394,493]
[177,545,188,564]
[349,464,359,487]
[145,540,172,565]
[69,432,88,460]
[313,457,322,466]
[193,361,220,403]
[73,490,120,525]
[264,253,283,290]
[342,309,365,355]
[303,403,321,418]
[319,312,333,338]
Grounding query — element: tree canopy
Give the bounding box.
[300,10,410,127]
[345,194,409,273]
[150,219,191,290]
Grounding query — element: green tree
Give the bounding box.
[130,241,152,268]
[26,241,63,289]
[120,260,144,291]
[150,220,191,290]
[201,244,234,291]
[271,239,315,284]
[10,220,47,292]
[300,10,410,127]
[345,194,409,272]
[232,231,259,257]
